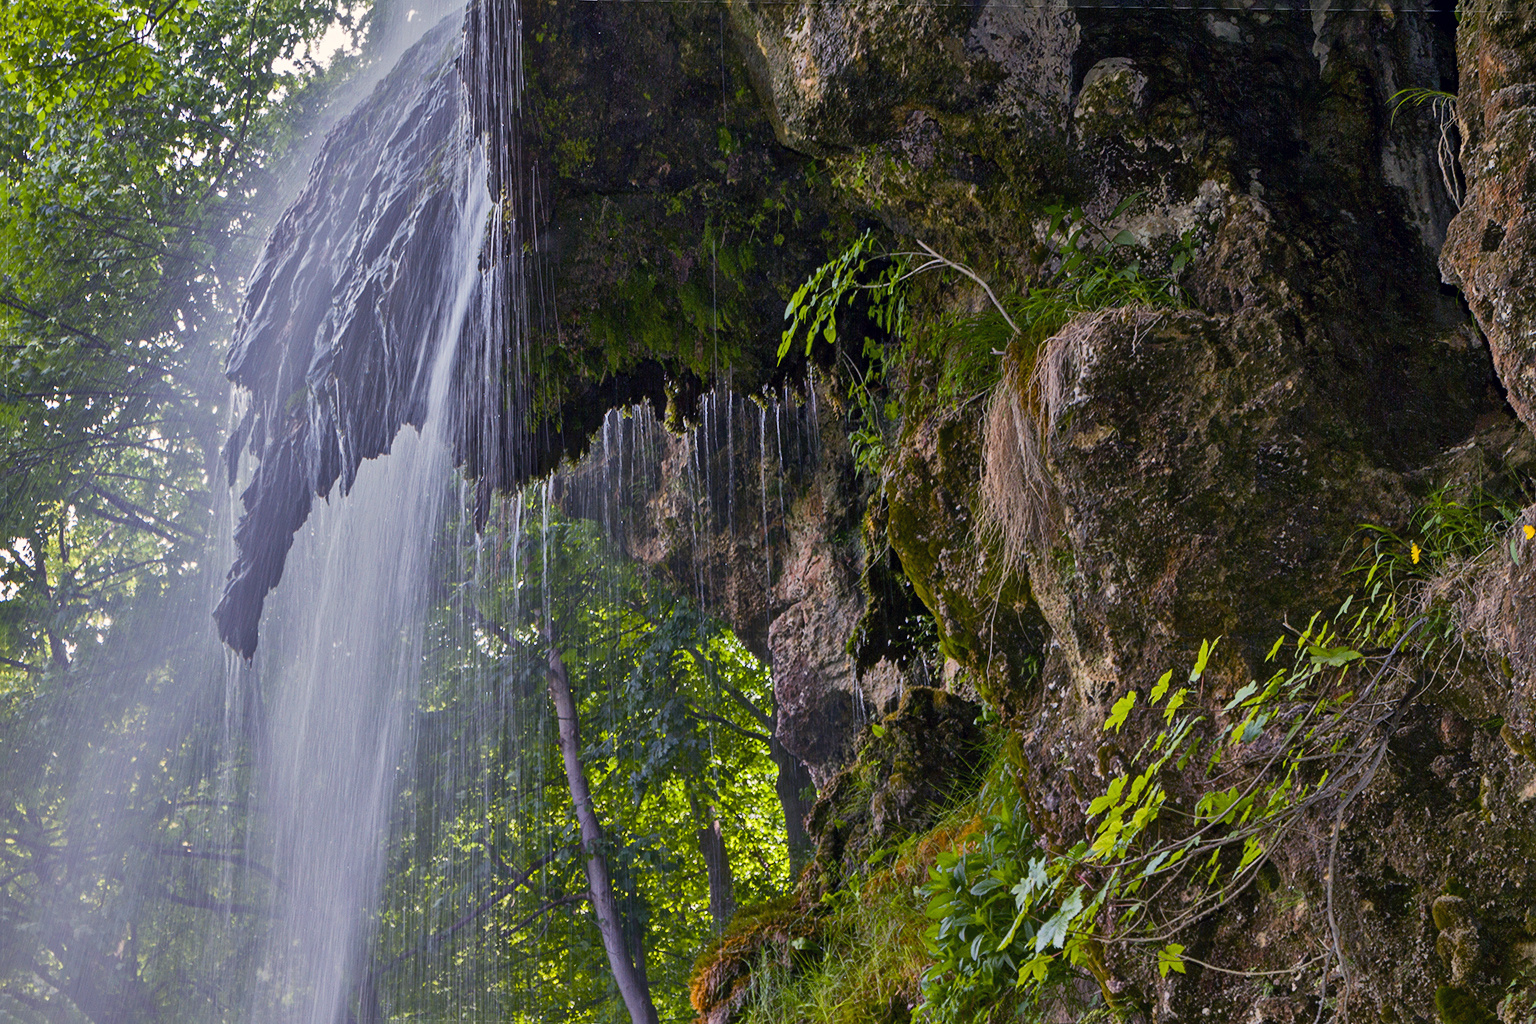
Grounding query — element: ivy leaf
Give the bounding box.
[1149,669,1173,705]
[1297,611,1322,649]
[1163,688,1188,723]
[1105,690,1137,733]
[1088,775,1127,817]
[1026,857,1049,894]
[1157,943,1187,977]
[1238,835,1265,871]
[1223,681,1257,712]
[1139,849,1170,879]
[1190,637,1217,682]
[1017,954,1052,987]
[1306,644,1361,668]
[997,907,1029,950]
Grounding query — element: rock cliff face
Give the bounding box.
[1443,3,1536,435]
[635,3,1534,1020]
[225,0,1536,1019]
[1441,4,1536,764]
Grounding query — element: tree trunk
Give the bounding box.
[546,642,660,1024]
[695,646,815,876]
[769,732,815,876]
[689,795,737,931]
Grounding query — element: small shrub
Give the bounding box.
[1349,482,1531,665]
[915,614,1437,1019]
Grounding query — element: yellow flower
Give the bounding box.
[1411,542,1421,564]
[1524,524,1535,541]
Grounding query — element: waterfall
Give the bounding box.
[236,143,491,1023]
[176,5,504,1019]
[0,3,818,1019]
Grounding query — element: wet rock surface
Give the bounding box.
[802,686,985,895]
[216,18,467,657]
[1022,295,1486,706]
[219,0,843,655]
[1443,3,1536,435]
[706,3,1534,1021]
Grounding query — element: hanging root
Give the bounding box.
[980,376,1054,579]
[980,310,1128,577]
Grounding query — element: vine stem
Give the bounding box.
[1319,615,1428,1024]
[1176,953,1326,978]
[893,240,1021,337]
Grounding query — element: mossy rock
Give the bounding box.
[690,895,821,1024]
[522,0,849,438]
[883,407,1045,714]
[803,686,986,894]
[1434,986,1499,1024]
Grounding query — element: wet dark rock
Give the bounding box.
[216,18,467,657]
[885,406,1043,716]
[1018,295,1487,705]
[709,3,1530,1021]
[218,0,842,656]
[803,686,984,895]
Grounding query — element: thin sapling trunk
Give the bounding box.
[546,639,660,1024]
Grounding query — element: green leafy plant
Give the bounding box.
[1023,199,1194,321]
[915,778,1088,1024]
[778,200,1196,476]
[1349,482,1530,660]
[917,616,1427,1019]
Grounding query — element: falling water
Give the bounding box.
[2,1,833,1020]
[759,403,771,586]
[236,138,490,1024]
[200,4,507,1017]
[556,382,821,652]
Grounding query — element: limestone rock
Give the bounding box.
[1442,3,1536,436]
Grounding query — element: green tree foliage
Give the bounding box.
[0,486,795,1024]
[0,5,396,1019]
[0,12,801,1021]
[0,0,366,694]
[373,492,790,1023]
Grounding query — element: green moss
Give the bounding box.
[691,894,822,1022]
[733,879,928,1024]
[1435,986,1499,1024]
